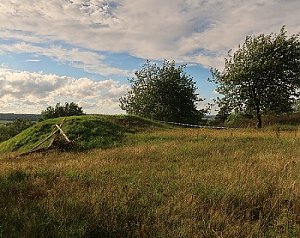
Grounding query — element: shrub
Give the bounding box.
[41,102,85,120]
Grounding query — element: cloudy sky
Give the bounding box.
[0,0,299,114]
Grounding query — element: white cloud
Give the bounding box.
[0,42,131,77]
[0,29,47,44]
[0,67,129,114]
[1,0,299,69]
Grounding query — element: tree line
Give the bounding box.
[120,26,300,128]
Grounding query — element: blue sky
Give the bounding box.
[0,0,299,114]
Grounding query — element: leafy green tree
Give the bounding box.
[41,102,84,120]
[7,119,34,134]
[211,26,300,128]
[120,60,204,124]
[0,119,34,142]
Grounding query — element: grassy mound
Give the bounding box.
[0,115,164,153]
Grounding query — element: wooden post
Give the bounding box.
[49,118,66,147]
[17,118,71,158]
[55,124,71,143]
[29,129,59,152]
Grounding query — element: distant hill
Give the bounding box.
[0,113,41,121]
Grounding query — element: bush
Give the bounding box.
[0,119,34,142]
[225,112,254,127]
[223,112,300,128]
[41,102,85,120]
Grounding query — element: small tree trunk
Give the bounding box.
[256,112,262,128]
[255,104,262,128]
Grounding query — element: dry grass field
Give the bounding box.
[0,126,299,237]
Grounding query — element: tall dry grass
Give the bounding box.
[0,127,299,237]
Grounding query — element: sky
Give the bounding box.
[0,0,300,115]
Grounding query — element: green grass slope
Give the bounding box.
[0,115,164,153]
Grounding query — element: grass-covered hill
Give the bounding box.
[0,115,164,153]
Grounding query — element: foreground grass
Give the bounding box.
[0,127,299,237]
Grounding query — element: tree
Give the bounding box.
[41,102,85,120]
[214,105,231,124]
[0,119,34,142]
[120,60,204,124]
[294,99,300,112]
[211,26,300,128]
[8,119,34,134]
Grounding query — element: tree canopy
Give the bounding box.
[211,26,300,128]
[120,60,204,124]
[0,119,34,142]
[41,102,85,120]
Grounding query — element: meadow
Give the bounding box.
[0,125,299,237]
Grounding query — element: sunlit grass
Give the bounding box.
[0,127,299,237]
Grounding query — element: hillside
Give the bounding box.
[0,115,164,153]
